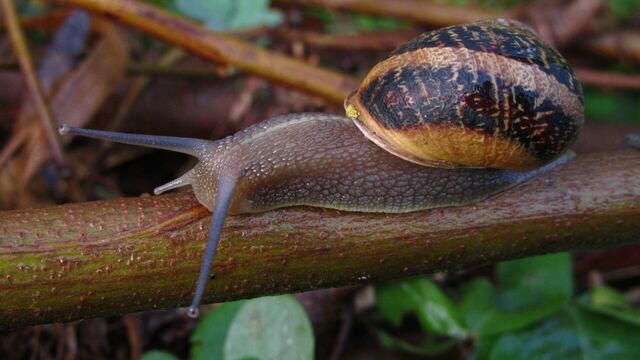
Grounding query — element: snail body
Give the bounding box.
[58,19,583,317]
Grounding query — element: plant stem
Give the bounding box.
[0,150,638,329]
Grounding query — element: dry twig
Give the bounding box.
[1,0,64,164]
[575,68,640,90]
[57,0,359,104]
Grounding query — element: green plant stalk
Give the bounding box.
[0,150,639,329]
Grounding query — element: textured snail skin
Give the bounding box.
[58,113,572,317]
[58,18,582,317]
[194,113,568,214]
[345,19,584,170]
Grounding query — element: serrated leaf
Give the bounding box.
[490,307,640,360]
[191,300,247,360]
[496,253,572,311]
[376,278,467,338]
[223,295,314,360]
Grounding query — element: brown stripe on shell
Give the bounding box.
[359,46,583,125]
[346,45,583,169]
[390,19,582,96]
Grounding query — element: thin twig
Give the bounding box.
[277,0,502,28]
[122,316,142,360]
[57,0,359,104]
[108,48,186,133]
[278,29,420,52]
[575,68,640,90]
[1,0,65,164]
[0,60,227,78]
[583,30,640,63]
[329,305,354,360]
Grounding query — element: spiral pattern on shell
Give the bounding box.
[345,18,584,170]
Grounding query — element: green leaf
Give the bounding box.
[191,300,247,360]
[584,88,640,123]
[457,254,572,337]
[436,0,470,6]
[496,253,572,311]
[223,295,314,360]
[459,278,498,332]
[140,350,179,360]
[573,307,640,359]
[609,0,640,21]
[175,0,282,31]
[579,286,640,327]
[227,0,283,30]
[376,280,420,327]
[476,301,569,336]
[146,0,178,12]
[302,7,408,34]
[490,307,640,360]
[348,13,409,32]
[470,334,499,360]
[373,327,456,356]
[459,277,566,336]
[376,278,467,338]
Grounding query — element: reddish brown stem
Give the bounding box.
[583,31,640,63]
[0,150,638,329]
[575,68,640,90]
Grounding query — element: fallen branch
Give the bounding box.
[57,0,358,104]
[0,150,638,329]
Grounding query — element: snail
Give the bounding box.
[58,19,584,317]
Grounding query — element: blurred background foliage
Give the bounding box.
[1,0,639,358]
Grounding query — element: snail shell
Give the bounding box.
[345,19,584,170]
